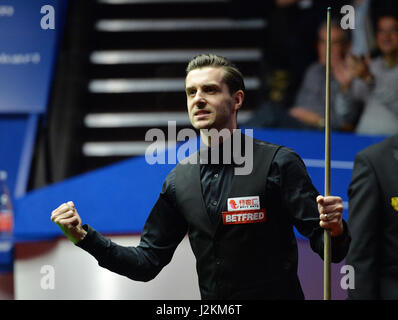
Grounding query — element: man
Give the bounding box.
[346,134,398,299]
[51,54,350,299]
[354,14,398,135]
[262,0,350,108]
[289,19,365,131]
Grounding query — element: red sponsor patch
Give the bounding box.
[222,209,266,225]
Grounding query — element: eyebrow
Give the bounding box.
[185,82,220,91]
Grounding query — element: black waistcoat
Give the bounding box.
[175,136,305,299]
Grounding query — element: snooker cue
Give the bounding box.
[324,6,332,301]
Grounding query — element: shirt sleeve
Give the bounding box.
[332,78,370,129]
[293,63,323,113]
[269,147,351,263]
[76,168,188,282]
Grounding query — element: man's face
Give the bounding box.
[185,67,242,131]
[317,26,349,66]
[376,16,398,56]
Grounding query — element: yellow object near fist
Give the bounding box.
[392,197,398,211]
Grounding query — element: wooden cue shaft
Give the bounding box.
[324,6,332,301]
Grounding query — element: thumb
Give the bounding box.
[316,195,324,204]
[67,201,75,208]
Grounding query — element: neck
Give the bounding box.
[200,126,236,147]
[384,51,398,68]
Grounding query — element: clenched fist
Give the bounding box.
[51,201,87,244]
[317,195,344,237]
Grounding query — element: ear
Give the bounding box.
[232,90,244,112]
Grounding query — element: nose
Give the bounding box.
[192,89,206,108]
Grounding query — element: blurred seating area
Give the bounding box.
[244,0,398,136]
[10,0,395,195]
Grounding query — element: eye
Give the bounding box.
[186,89,196,96]
[204,86,217,93]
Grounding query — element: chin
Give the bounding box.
[192,120,213,130]
[194,124,212,130]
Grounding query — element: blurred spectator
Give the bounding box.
[348,0,398,56]
[288,20,365,131]
[243,0,356,130]
[355,15,398,135]
[243,0,398,133]
[262,0,350,108]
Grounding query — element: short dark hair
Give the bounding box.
[376,14,398,27]
[185,54,245,95]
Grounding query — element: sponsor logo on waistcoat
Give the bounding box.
[223,196,266,225]
[227,196,260,211]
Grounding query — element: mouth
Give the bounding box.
[193,110,211,119]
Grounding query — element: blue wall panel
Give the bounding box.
[0,0,67,113]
